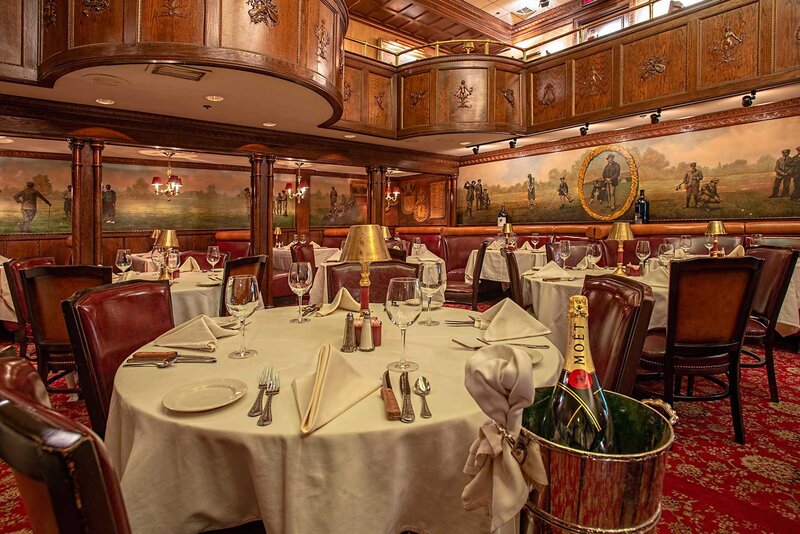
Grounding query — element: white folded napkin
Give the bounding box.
[325,250,342,263]
[114,271,137,282]
[463,344,545,533]
[154,314,237,352]
[519,242,534,251]
[575,256,598,271]
[673,248,686,259]
[727,245,745,257]
[487,240,503,251]
[293,345,381,436]
[642,266,670,288]
[180,257,202,272]
[476,298,551,341]
[416,250,441,263]
[316,288,360,316]
[529,261,566,278]
[411,243,429,256]
[310,241,321,248]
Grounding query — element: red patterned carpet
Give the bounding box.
[1,339,799,533]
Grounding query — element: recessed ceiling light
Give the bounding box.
[95,98,115,105]
[262,122,277,127]
[205,95,224,102]
[343,134,357,139]
[459,141,472,146]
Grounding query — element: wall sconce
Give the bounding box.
[384,169,401,211]
[286,162,309,200]
[151,151,183,200]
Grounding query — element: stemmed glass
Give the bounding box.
[703,235,715,255]
[411,237,422,256]
[225,274,260,359]
[151,245,165,273]
[418,262,444,327]
[206,246,221,271]
[658,244,675,267]
[558,240,572,269]
[166,250,179,283]
[299,234,308,244]
[531,233,540,249]
[750,233,763,246]
[288,262,313,323]
[679,235,692,255]
[385,278,423,372]
[635,240,651,268]
[507,233,518,249]
[115,249,132,275]
[587,243,602,269]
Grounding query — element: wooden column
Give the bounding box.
[366,165,387,225]
[448,174,459,227]
[69,139,103,265]
[250,154,274,305]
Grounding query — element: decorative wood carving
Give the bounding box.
[574,50,612,115]
[81,0,111,17]
[454,80,474,109]
[343,81,352,102]
[577,63,606,97]
[530,65,566,124]
[155,0,188,18]
[640,55,667,80]
[409,90,427,109]
[314,20,330,60]
[709,26,745,64]
[375,91,385,110]
[541,83,556,106]
[43,0,57,28]
[499,88,515,106]
[246,0,278,26]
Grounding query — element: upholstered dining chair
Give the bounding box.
[742,246,799,403]
[326,261,420,303]
[3,256,55,361]
[444,240,491,311]
[388,247,408,262]
[63,280,173,438]
[22,265,112,394]
[290,243,317,275]
[179,250,230,271]
[219,255,268,316]
[501,249,525,308]
[581,275,654,396]
[634,257,764,444]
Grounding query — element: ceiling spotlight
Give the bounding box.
[579,123,589,136]
[205,95,224,102]
[742,90,757,108]
[650,108,661,124]
[343,134,357,139]
[472,146,480,155]
[539,0,549,7]
[95,98,115,105]
[262,122,277,127]
[509,138,517,149]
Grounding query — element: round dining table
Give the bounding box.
[272,245,340,271]
[465,247,547,284]
[125,271,223,324]
[104,305,563,534]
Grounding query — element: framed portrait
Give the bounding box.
[577,144,639,221]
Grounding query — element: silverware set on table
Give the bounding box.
[451,338,550,351]
[383,371,431,423]
[301,304,321,317]
[445,314,479,327]
[123,354,218,367]
[248,366,281,426]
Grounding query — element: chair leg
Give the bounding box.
[729,357,745,444]
[686,376,695,397]
[673,376,683,396]
[764,335,779,403]
[664,364,675,408]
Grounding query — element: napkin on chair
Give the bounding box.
[463,344,546,534]
[154,315,237,352]
[180,257,202,272]
[727,245,745,257]
[293,344,381,435]
[519,242,534,251]
[642,266,670,288]
[316,288,360,316]
[528,261,566,278]
[476,298,551,341]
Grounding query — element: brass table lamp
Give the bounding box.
[381,226,392,241]
[274,227,282,248]
[154,229,180,281]
[501,223,513,236]
[340,225,392,312]
[607,221,634,276]
[705,220,727,257]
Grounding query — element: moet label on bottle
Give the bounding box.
[562,296,596,389]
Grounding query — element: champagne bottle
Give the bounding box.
[634,189,650,224]
[547,295,614,453]
[497,204,508,227]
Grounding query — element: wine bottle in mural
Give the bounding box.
[497,204,508,227]
[634,189,650,224]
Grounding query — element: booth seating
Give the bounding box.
[213,230,251,260]
[394,227,444,257]
[320,228,348,249]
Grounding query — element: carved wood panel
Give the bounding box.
[0,1,22,66]
[342,66,362,123]
[698,2,759,88]
[436,68,488,124]
[221,0,300,64]
[401,72,432,129]
[41,0,68,61]
[530,64,567,125]
[621,26,688,105]
[494,70,521,125]
[367,72,392,130]
[72,0,124,47]
[773,0,800,72]
[139,0,206,45]
[304,0,336,81]
[573,49,613,116]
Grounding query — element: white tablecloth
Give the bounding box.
[124,271,223,324]
[131,252,158,273]
[465,249,547,284]
[105,305,563,534]
[272,246,339,272]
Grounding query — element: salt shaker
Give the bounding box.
[358,310,375,352]
[341,313,357,353]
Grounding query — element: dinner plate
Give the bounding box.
[162,378,247,413]
[197,280,223,287]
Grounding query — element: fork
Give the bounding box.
[476,338,550,349]
[257,369,280,426]
[248,367,271,417]
[451,339,482,351]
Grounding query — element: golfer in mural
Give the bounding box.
[602,154,621,209]
[243,187,252,210]
[557,176,573,207]
[527,174,536,207]
[13,181,51,232]
[62,185,72,220]
[676,162,704,208]
[771,149,793,198]
[463,180,475,216]
[475,179,484,210]
[102,184,117,223]
[791,146,800,202]
[698,178,722,212]
[329,186,338,207]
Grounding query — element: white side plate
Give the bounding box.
[162,379,247,413]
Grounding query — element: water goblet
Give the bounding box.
[151,245,165,271]
[166,250,179,283]
[658,244,675,267]
[704,235,714,255]
[225,274,260,359]
[411,236,422,256]
[679,235,692,254]
[115,249,132,274]
[289,262,313,323]
[635,240,651,267]
[299,234,308,244]
[418,262,444,327]
[206,245,221,271]
[531,233,540,249]
[385,277,423,372]
[750,233,763,246]
[507,233,518,249]
[558,240,572,269]
[587,243,602,269]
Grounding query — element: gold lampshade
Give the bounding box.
[154,229,180,249]
[381,226,392,240]
[274,227,282,236]
[607,221,634,241]
[341,225,392,263]
[705,220,727,236]
[150,229,161,240]
[501,223,514,236]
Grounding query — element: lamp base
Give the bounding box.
[612,263,627,276]
[359,261,371,313]
[158,265,170,281]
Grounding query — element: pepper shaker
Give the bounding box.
[341,312,357,353]
[358,310,375,352]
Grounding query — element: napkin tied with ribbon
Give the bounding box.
[463,345,546,533]
[293,345,381,435]
[316,288,360,316]
[180,257,202,272]
[476,298,551,341]
[154,315,237,352]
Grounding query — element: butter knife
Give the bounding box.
[381,371,402,421]
[399,372,415,424]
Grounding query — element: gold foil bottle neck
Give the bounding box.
[567,295,589,318]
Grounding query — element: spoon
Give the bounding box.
[122,357,176,369]
[414,376,432,419]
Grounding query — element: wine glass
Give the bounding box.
[658,244,675,267]
[411,236,422,256]
[635,240,651,267]
[166,250,179,283]
[531,233,540,249]
[225,274,260,359]
[385,278,423,372]
[704,235,715,255]
[679,235,692,254]
[115,249,132,274]
[299,234,308,244]
[750,233,763,246]
[288,262,313,323]
[418,262,444,327]
[206,246,221,271]
[150,245,165,272]
[507,233,518,249]
[587,243,602,269]
[558,240,572,269]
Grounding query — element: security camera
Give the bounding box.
[472,146,480,155]
[579,123,589,136]
[742,90,757,107]
[509,139,517,149]
[650,109,661,124]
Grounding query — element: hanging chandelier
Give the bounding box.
[151,151,183,200]
[286,162,309,200]
[384,169,400,208]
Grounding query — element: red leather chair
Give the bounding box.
[502,249,525,308]
[445,240,494,310]
[0,358,132,534]
[545,242,596,268]
[326,261,420,303]
[441,234,492,282]
[22,265,112,393]
[582,275,655,396]
[179,250,229,271]
[0,355,51,408]
[214,230,251,260]
[3,257,55,360]
[62,280,174,438]
[388,247,408,262]
[635,257,764,444]
[742,246,799,403]
[219,255,268,316]
[290,244,317,275]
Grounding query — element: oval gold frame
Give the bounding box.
[577,144,639,221]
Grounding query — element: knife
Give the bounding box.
[381,371,402,421]
[399,372,415,424]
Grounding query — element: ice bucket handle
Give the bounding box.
[641,399,678,426]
